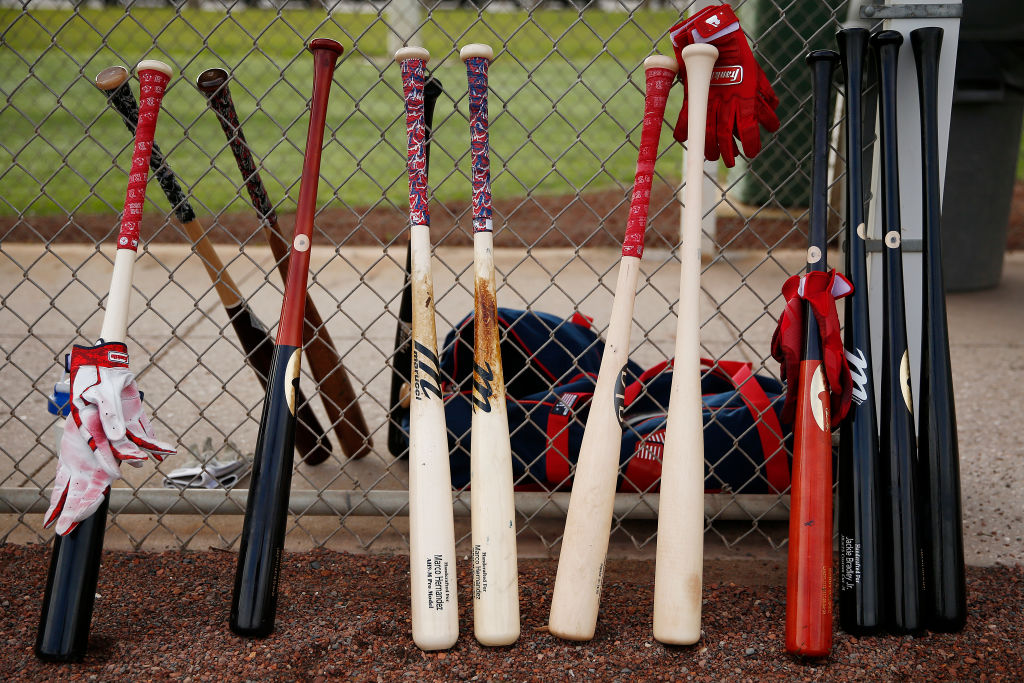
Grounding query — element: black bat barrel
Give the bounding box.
[837,27,888,636]
[35,495,110,661]
[911,26,967,633]
[230,345,301,637]
[872,28,923,635]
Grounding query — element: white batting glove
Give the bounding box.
[44,342,176,535]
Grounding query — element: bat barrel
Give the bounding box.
[784,49,838,659]
[836,27,887,635]
[35,496,110,661]
[911,26,966,632]
[872,28,924,635]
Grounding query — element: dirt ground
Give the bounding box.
[2,544,1022,681]
[5,181,1023,253]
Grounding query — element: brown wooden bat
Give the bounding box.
[94,65,332,466]
[196,67,371,460]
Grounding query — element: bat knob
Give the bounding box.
[460,43,494,62]
[136,59,173,78]
[95,65,129,91]
[395,46,430,64]
[196,67,229,94]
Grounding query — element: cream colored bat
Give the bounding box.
[460,43,521,647]
[397,46,459,652]
[652,42,718,646]
[547,55,679,641]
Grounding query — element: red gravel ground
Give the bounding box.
[2,543,1022,681]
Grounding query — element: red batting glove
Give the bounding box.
[770,269,854,425]
[670,4,781,167]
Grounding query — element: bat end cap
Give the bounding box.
[136,60,173,78]
[309,38,344,56]
[459,43,494,62]
[395,46,430,64]
[196,67,229,93]
[645,53,681,73]
[95,65,130,91]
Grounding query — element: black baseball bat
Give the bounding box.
[230,38,343,638]
[35,60,174,663]
[387,76,443,458]
[911,26,967,632]
[836,27,888,636]
[94,66,332,466]
[872,29,923,635]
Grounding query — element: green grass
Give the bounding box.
[0,6,686,220]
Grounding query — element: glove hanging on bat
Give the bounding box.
[44,341,175,535]
[770,269,854,426]
[669,3,780,167]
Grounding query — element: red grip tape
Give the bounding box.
[118,68,171,251]
[622,66,674,260]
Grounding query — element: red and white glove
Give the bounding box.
[770,270,854,426]
[44,342,175,535]
[669,3,781,167]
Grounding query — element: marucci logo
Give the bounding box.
[711,65,743,86]
[846,348,869,405]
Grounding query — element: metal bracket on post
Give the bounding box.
[860,4,963,19]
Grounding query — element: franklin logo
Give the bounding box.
[711,66,743,86]
[706,14,721,28]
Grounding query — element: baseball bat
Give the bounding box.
[911,26,966,632]
[397,46,459,651]
[35,60,173,662]
[652,43,717,646]
[387,76,443,459]
[836,28,888,636]
[872,29,923,635]
[548,54,678,642]
[229,38,343,638]
[460,43,520,647]
[94,65,332,467]
[785,49,838,659]
[194,68,371,460]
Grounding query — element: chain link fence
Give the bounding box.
[0,0,847,553]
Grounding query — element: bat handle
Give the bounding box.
[397,47,432,229]
[461,44,495,233]
[101,60,173,343]
[195,69,278,224]
[620,55,677,260]
[275,39,342,349]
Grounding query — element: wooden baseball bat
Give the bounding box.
[872,29,923,635]
[836,27,888,635]
[94,65,332,466]
[397,46,459,651]
[229,38,343,638]
[547,54,678,642]
[911,26,966,632]
[785,49,838,658]
[35,60,173,662]
[194,67,371,460]
[460,43,520,647]
[652,42,717,646]
[387,76,443,459]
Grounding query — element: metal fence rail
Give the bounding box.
[0,0,847,553]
